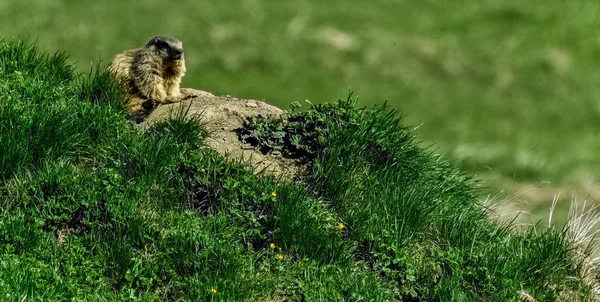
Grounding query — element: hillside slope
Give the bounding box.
[0,39,596,301]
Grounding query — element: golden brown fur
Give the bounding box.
[109,36,187,112]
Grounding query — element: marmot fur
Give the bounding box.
[109,36,187,112]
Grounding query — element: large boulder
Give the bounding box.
[138,88,304,180]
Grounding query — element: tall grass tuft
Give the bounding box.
[552,196,600,300]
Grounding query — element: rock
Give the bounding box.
[137,88,304,181]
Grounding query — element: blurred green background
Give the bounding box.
[2,0,599,224]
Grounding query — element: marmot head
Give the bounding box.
[145,36,184,62]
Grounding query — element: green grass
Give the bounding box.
[1,0,599,225]
[1,0,600,185]
[0,38,596,301]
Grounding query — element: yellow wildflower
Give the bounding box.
[271,191,277,197]
[338,222,345,229]
[210,288,217,294]
[278,254,284,261]
[269,243,276,249]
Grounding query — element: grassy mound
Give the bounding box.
[0,39,593,301]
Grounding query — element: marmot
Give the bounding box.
[109,36,187,112]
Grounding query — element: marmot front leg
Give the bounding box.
[125,96,154,112]
[134,71,168,104]
[164,76,183,100]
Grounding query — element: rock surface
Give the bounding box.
[138,88,304,180]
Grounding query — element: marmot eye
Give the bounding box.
[155,41,168,49]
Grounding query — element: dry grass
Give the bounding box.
[556,196,600,300]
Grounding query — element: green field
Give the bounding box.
[1,37,598,300]
[2,2,599,223]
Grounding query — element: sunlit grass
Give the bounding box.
[0,37,598,300]
[1,1,599,188]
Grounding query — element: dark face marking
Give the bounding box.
[145,36,184,61]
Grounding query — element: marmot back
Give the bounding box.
[109,36,187,112]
